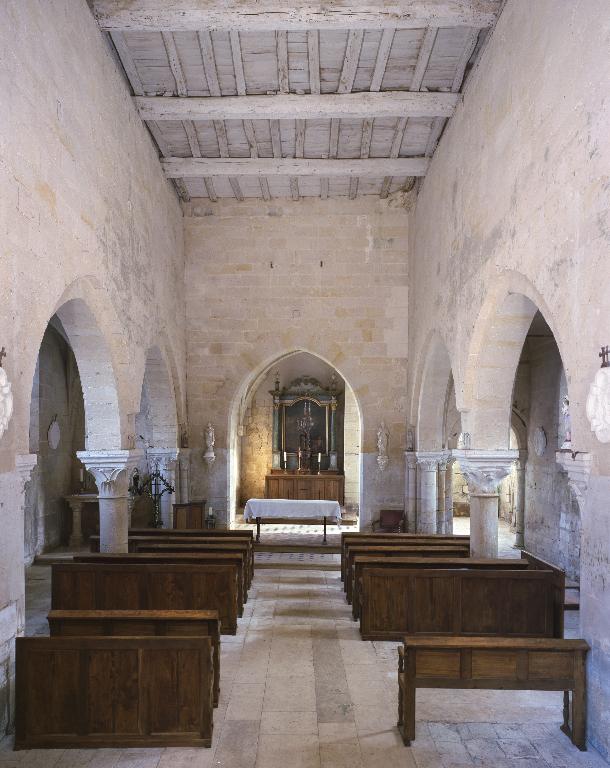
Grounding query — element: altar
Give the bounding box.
[244,498,341,543]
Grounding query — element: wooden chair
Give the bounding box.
[371,509,404,533]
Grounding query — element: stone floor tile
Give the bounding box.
[260,711,318,735]
[255,734,320,768]
[463,739,505,762]
[225,683,266,720]
[263,675,317,712]
[320,739,363,768]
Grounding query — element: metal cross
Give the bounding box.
[0,347,6,368]
[600,345,610,368]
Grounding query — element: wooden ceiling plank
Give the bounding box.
[360,118,374,158]
[198,30,222,96]
[290,177,300,201]
[452,28,480,91]
[370,28,394,92]
[380,115,408,198]
[162,156,429,177]
[146,120,172,156]
[260,178,272,200]
[276,31,289,94]
[109,32,145,96]
[270,119,283,157]
[135,91,458,121]
[307,30,320,94]
[229,177,245,201]
[425,116,446,156]
[410,27,438,91]
[173,178,191,201]
[295,119,306,158]
[93,2,500,32]
[320,178,329,199]
[214,120,230,156]
[162,31,188,95]
[184,120,202,156]
[243,120,259,157]
[230,30,247,95]
[337,30,364,94]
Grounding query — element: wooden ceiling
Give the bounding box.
[92,1,504,202]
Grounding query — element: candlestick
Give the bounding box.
[79,468,84,483]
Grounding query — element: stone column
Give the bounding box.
[444,459,454,534]
[329,401,338,471]
[77,450,143,553]
[271,399,281,470]
[147,448,179,529]
[415,452,439,534]
[436,457,448,534]
[453,449,517,558]
[513,450,527,548]
[177,449,191,503]
[404,452,417,532]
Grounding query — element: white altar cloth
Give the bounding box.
[244,498,341,524]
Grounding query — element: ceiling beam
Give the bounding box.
[162,156,429,178]
[93,1,500,31]
[136,91,458,121]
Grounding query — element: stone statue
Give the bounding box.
[561,395,572,449]
[377,421,389,471]
[204,422,216,464]
[586,367,610,443]
[0,363,13,442]
[406,427,415,452]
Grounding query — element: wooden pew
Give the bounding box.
[128,527,255,574]
[89,535,254,584]
[340,533,470,582]
[52,561,239,634]
[344,543,470,603]
[48,609,221,706]
[75,552,247,616]
[359,565,563,641]
[397,635,589,750]
[351,556,530,621]
[15,636,214,749]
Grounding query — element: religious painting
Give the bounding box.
[282,399,328,454]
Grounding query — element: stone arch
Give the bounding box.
[227,347,364,524]
[415,332,457,450]
[137,345,179,448]
[463,271,570,450]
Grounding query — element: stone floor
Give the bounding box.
[1,521,603,768]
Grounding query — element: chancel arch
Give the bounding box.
[228,349,362,528]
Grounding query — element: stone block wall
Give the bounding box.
[183,196,409,527]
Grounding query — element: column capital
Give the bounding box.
[404,450,418,469]
[555,450,592,512]
[415,450,449,471]
[14,453,38,482]
[452,449,517,495]
[147,447,179,472]
[77,449,144,498]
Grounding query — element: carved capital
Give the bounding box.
[555,450,592,513]
[0,367,14,442]
[404,451,418,470]
[415,450,447,472]
[14,453,38,484]
[77,449,144,498]
[147,447,179,476]
[586,366,610,443]
[452,449,517,495]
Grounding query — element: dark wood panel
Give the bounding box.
[48,609,221,706]
[52,562,239,634]
[15,637,213,749]
[265,474,344,504]
[173,501,207,529]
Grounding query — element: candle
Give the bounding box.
[283,451,287,465]
[318,453,321,463]
[79,468,84,483]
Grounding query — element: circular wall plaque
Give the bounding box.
[48,418,61,450]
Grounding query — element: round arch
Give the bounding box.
[227,347,364,525]
[463,271,570,450]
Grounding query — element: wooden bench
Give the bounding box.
[90,535,254,584]
[351,556,531,621]
[48,608,221,706]
[340,533,470,582]
[75,551,247,615]
[397,635,589,750]
[359,565,564,641]
[344,543,470,603]
[15,636,214,749]
[52,561,239,634]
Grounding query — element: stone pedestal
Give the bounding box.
[404,452,417,532]
[65,495,98,547]
[453,449,517,558]
[77,450,143,552]
[147,448,179,529]
[415,452,440,534]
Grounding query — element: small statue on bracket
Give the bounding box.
[204,422,216,465]
[561,395,572,449]
[377,421,389,472]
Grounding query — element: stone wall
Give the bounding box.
[0,0,185,735]
[184,196,409,528]
[408,0,610,753]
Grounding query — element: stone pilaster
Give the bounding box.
[404,451,417,532]
[453,449,517,558]
[444,458,454,534]
[77,450,143,552]
[513,450,528,548]
[147,448,179,528]
[415,451,440,534]
[555,450,592,514]
[177,448,191,503]
[436,457,448,533]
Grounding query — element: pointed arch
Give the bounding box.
[415,331,457,451]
